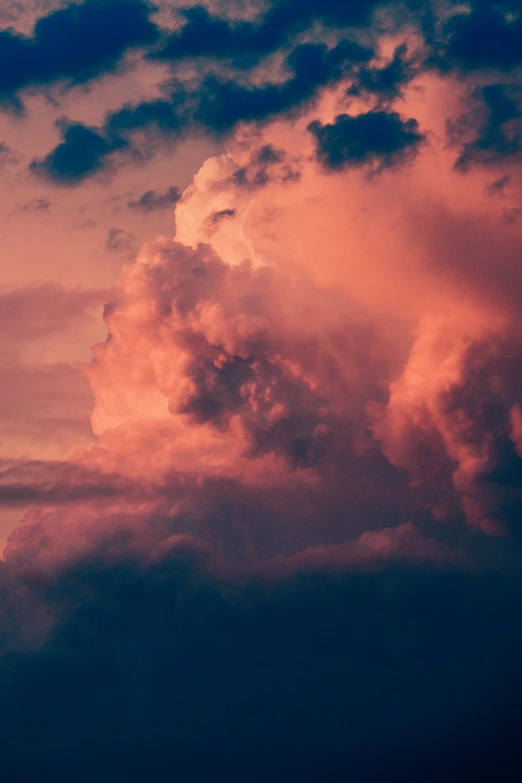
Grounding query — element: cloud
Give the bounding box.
[372,317,522,535]
[193,39,373,132]
[449,83,522,170]
[18,0,522,186]
[485,174,511,196]
[438,4,522,73]
[11,197,51,214]
[0,457,133,507]
[128,185,181,212]
[105,227,138,258]
[30,120,128,184]
[3,16,522,777]
[0,141,18,167]
[347,42,419,102]
[85,237,384,468]
[308,109,425,171]
[230,144,301,189]
[152,0,380,67]
[30,38,373,183]
[0,0,158,105]
[0,538,522,782]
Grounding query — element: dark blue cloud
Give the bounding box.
[1,548,522,782]
[30,38,373,184]
[347,43,419,102]
[308,109,425,171]
[24,0,522,185]
[0,0,158,104]
[152,0,381,67]
[194,39,372,132]
[29,120,128,184]
[449,83,522,170]
[439,4,522,73]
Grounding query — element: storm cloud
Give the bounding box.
[1,1,522,781]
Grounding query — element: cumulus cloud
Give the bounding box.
[372,317,522,535]
[2,3,522,780]
[9,95,522,568]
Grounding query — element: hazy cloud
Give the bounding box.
[128,185,181,212]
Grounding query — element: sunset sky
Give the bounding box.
[1,1,522,780]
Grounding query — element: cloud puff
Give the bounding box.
[30,120,128,185]
[373,317,522,535]
[84,235,388,486]
[308,109,425,171]
[0,0,158,107]
[105,227,138,258]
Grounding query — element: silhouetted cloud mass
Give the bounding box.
[308,110,425,171]
[30,120,128,184]
[0,0,158,105]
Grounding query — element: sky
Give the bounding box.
[0,0,522,780]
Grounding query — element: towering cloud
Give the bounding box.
[373,317,522,535]
[1,1,522,781]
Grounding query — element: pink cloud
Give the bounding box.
[4,70,522,578]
